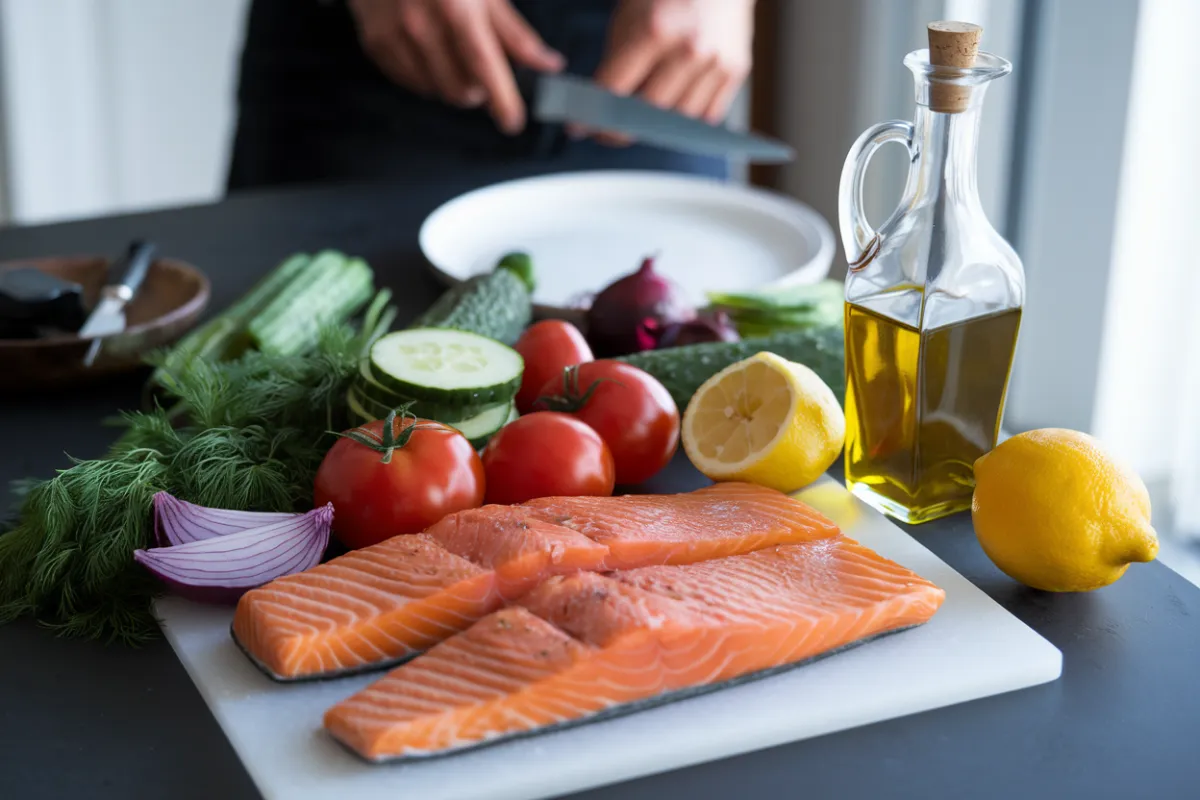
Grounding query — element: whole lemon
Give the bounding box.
[971,428,1158,592]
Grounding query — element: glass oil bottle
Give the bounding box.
[837,22,1025,524]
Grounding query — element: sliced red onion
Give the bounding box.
[153,491,299,547]
[134,504,333,605]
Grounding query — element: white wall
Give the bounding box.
[775,0,1020,272]
[0,0,249,225]
[0,1,740,223]
[1093,0,1200,491]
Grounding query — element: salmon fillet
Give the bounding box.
[235,485,842,681]
[323,536,946,761]
[523,482,840,569]
[424,506,608,598]
[231,534,500,680]
[322,607,594,759]
[233,508,609,681]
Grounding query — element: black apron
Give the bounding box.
[226,0,727,191]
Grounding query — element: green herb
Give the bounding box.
[0,452,170,643]
[0,288,395,644]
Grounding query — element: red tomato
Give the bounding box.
[314,415,485,549]
[513,320,593,414]
[480,412,615,504]
[536,360,679,485]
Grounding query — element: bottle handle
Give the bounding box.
[838,120,916,271]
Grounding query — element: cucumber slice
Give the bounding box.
[468,404,518,450]
[346,385,389,423]
[370,328,523,406]
[356,360,429,411]
[352,378,501,425]
[357,360,499,422]
[345,387,376,427]
[358,356,394,397]
[449,401,515,449]
[346,385,515,447]
[346,385,514,446]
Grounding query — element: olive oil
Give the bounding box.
[838,23,1025,523]
[843,302,1021,523]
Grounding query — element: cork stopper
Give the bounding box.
[927,21,981,113]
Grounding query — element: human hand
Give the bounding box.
[348,0,565,133]
[586,0,755,144]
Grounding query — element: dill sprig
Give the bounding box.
[0,300,392,644]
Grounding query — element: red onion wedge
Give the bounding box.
[153,491,299,547]
[134,504,334,605]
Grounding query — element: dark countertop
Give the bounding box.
[2,172,1198,800]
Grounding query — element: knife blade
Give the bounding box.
[79,239,157,366]
[524,71,794,163]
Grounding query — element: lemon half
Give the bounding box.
[681,352,845,493]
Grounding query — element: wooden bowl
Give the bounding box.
[0,255,210,390]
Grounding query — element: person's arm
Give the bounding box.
[586,0,755,143]
[347,0,564,134]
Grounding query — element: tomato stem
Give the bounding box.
[533,365,622,413]
[333,403,431,463]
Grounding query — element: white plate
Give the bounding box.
[418,171,837,314]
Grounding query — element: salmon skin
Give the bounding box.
[323,536,946,762]
[233,485,840,681]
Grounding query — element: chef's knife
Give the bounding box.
[79,239,157,367]
[519,70,794,163]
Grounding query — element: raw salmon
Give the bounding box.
[233,508,607,681]
[323,536,945,761]
[232,534,498,680]
[235,486,842,681]
[322,607,593,759]
[424,505,608,598]
[523,481,840,569]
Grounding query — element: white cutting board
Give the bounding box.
[156,476,1062,800]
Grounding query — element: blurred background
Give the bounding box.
[0,0,1194,576]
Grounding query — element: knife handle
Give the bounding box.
[512,66,572,157]
[105,239,157,302]
[512,65,540,103]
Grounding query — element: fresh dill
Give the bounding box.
[0,292,394,644]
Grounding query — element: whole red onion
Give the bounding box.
[585,256,694,357]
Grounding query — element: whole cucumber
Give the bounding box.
[618,326,845,411]
[411,254,533,345]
